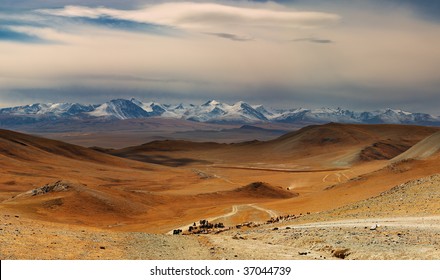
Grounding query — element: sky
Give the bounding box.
[0,0,439,113]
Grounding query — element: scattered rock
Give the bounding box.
[31,181,72,196]
[298,251,308,256]
[100,246,106,250]
[332,248,350,259]
[192,169,214,179]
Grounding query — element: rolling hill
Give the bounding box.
[1,123,440,233]
[107,123,440,168]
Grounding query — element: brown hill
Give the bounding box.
[359,141,411,161]
[0,129,182,229]
[2,124,440,237]
[106,123,440,168]
[265,123,437,155]
[2,180,167,226]
[116,140,226,153]
[0,129,149,167]
[1,129,300,231]
[392,131,440,162]
[10,180,74,199]
[232,182,298,199]
[107,140,225,167]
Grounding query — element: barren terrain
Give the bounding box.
[1,123,440,259]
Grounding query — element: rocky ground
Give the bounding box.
[1,174,439,260]
[205,216,440,260]
[0,211,213,260]
[204,174,440,260]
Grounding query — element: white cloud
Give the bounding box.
[38,2,341,32]
[1,1,440,112]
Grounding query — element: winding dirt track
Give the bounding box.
[166,204,278,234]
[322,172,351,182]
[213,165,347,173]
[205,215,440,260]
[249,204,278,218]
[286,216,440,230]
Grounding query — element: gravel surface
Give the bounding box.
[205,174,440,260]
[2,174,439,260]
[0,212,212,260]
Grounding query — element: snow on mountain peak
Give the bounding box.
[0,99,439,126]
[202,100,221,107]
[88,99,150,120]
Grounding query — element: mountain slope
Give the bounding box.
[107,123,440,168]
[391,131,440,162]
[88,99,152,119]
[0,128,146,166]
[0,129,197,230]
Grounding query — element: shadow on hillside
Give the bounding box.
[119,154,212,167]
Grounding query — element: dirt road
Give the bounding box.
[206,215,440,260]
[166,203,278,234]
[287,216,440,230]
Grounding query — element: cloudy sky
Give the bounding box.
[0,0,439,113]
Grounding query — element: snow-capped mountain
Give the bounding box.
[181,100,267,123]
[271,107,440,125]
[0,102,96,117]
[359,109,439,124]
[129,98,168,117]
[89,99,153,119]
[0,99,439,126]
[273,107,364,124]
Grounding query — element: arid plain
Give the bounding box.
[1,122,440,259]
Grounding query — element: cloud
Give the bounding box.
[204,32,253,41]
[70,16,176,35]
[0,1,439,114]
[38,2,341,32]
[0,26,47,43]
[0,0,143,10]
[291,37,333,43]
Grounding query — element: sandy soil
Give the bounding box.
[1,124,440,260]
[206,216,440,260]
[205,174,440,260]
[2,173,440,260]
[0,207,213,260]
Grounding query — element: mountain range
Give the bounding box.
[1,98,439,126]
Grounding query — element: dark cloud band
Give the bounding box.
[0,27,46,43]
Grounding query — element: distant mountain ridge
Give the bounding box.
[1,98,439,126]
